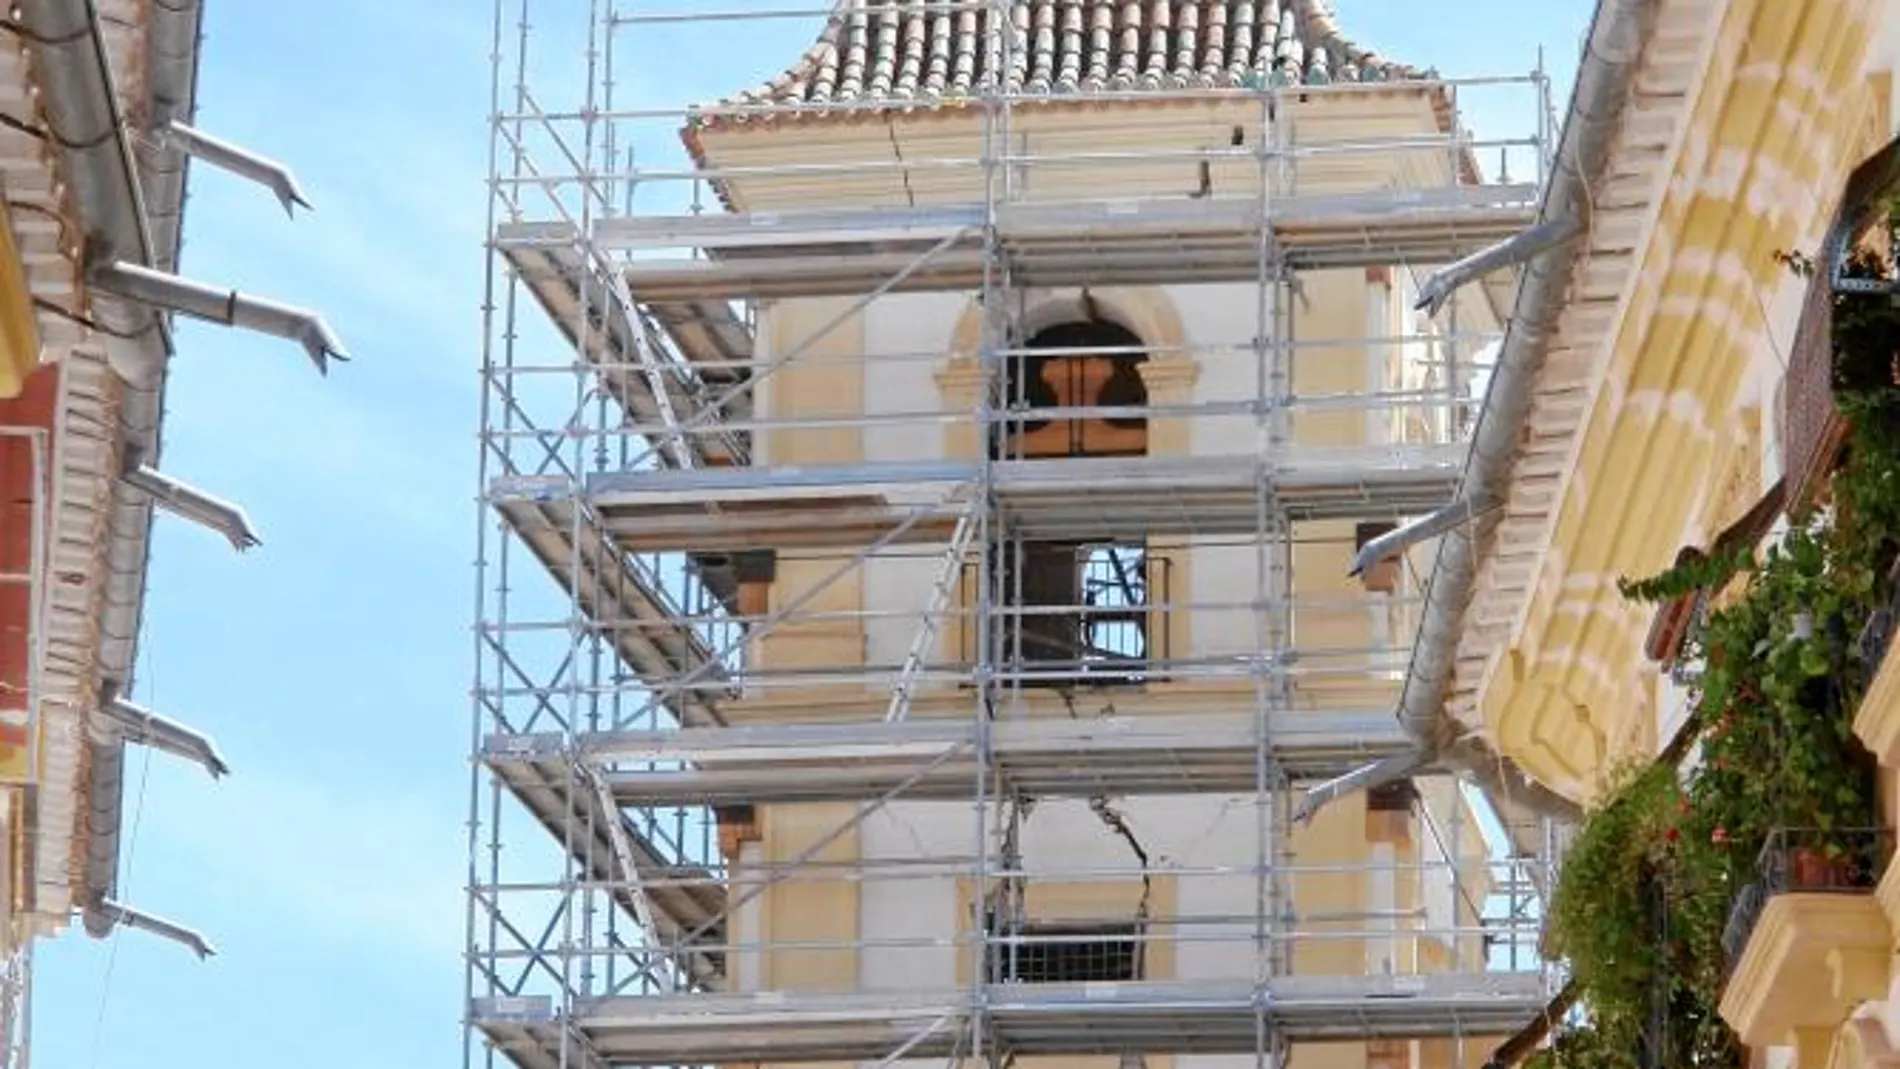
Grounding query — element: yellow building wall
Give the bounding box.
[751,297,868,685]
[0,198,40,401]
[756,803,861,992]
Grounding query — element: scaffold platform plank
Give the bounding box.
[489,740,726,985]
[493,497,727,726]
[484,710,1417,808]
[492,184,1540,303]
[490,449,1465,554]
[501,239,750,469]
[471,973,1547,1068]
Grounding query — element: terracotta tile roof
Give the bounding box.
[701,0,1427,118]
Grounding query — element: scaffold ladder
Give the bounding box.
[598,248,696,471]
[585,767,663,938]
[885,506,978,724]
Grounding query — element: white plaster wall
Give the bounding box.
[854,282,1284,466]
[1418,820,1456,949]
[735,839,767,992]
[1366,842,1398,976]
[1171,282,1268,459]
[857,292,964,681]
[753,303,779,467]
[1167,281,1278,663]
[861,804,964,992]
[1179,1057,1260,1069]
[1190,544,1265,662]
[863,795,1283,991]
[863,548,958,683]
[1653,670,1695,764]
[863,293,964,463]
[1366,275,1393,447]
[1756,263,1809,502]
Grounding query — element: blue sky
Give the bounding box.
[31,1,1593,1066]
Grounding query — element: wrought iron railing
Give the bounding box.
[958,545,1173,687]
[1781,263,1846,515]
[1721,826,1891,972]
[1856,556,1900,676]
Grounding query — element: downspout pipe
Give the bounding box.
[1408,218,1583,322]
[1315,0,1664,826]
[86,898,216,960]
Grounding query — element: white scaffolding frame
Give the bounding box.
[467,5,1567,1069]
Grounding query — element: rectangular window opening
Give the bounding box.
[985,922,1143,984]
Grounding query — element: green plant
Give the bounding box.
[1524,1026,1638,1069]
[1616,546,1754,606]
[1546,764,1678,1057]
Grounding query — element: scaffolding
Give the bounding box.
[468,5,1568,1069]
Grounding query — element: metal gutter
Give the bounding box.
[13,0,197,939]
[1307,0,1667,825]
[142,0,205,276]
[91,0,206,941]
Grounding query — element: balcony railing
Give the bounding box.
[1781,263,1847,516]
[1721,826,1892,973]
[1856,555,1900,676]
[957,546,1173,688]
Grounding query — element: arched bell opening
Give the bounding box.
[994,319,1150,461]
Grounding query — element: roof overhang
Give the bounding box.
[1455,0,1897,801]
[0,0,202,936]
[683,83,1478,215]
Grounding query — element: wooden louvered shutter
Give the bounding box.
[1007,542,1081,665]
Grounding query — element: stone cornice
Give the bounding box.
[1719,892,1891,1049]
[1854,650,1900,768]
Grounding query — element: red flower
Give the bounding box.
[1712,827,1729,845]
[1666,827,1681,843]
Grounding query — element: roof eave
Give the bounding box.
[680,79,1470,215]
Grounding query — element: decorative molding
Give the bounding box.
[1719,893,1891,1050]
[1854,652,1900,769]
[1136,356,1201,398]
[1832,1010,1900,1069]
[932,354,985,397]
[1878,848,1900,936]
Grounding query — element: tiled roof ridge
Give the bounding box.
[701,0,1430,118]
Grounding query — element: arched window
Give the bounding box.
[997,319,1149,460]
[980,317,1158,688]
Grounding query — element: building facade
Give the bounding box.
[1428,1,1900,1068]
[470,5,1572,1069]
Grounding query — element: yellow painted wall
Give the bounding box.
[1289,270,1404,709]
[0,199,40,401]
[751,298,869,683]
[760,297,866,466]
